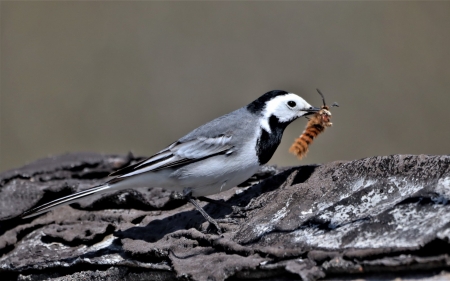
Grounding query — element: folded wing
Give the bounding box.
[109,134,234,180]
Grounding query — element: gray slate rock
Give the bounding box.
[0,153,449,280]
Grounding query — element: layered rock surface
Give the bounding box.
[0,153,449,280]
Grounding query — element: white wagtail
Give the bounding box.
[22,90,320,233]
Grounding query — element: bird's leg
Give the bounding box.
[183,188,222,234]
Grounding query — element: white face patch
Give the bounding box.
[259,93,313,133]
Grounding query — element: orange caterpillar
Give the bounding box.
[289,89,338,159]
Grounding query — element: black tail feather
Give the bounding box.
[21,184,110,219]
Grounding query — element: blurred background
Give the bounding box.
[1,2,449,173]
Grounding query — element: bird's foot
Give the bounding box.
[190,198,223,234]
[183,190,223,235]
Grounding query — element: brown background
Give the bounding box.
[1,2,449,172]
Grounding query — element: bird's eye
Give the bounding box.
[287,101,296,108]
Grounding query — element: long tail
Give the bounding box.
[21,184,112,219]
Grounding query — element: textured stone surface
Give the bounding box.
[1,153,450,280]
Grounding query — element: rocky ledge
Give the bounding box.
[0,153,450,281]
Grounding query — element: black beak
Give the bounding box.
[304,107,321,116]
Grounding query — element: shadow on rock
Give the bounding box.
[114,165,317,243]
[114,204,231,242]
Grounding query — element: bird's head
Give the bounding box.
[247,90,320,132]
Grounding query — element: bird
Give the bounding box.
[22,90,320,234]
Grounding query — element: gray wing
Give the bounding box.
[109,134,234,180]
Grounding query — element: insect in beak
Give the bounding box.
[289,89,339,160]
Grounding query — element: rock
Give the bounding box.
[0,153,449,280]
